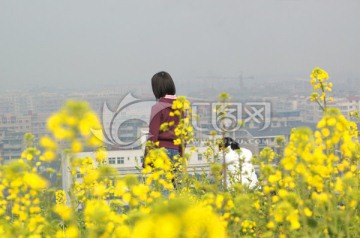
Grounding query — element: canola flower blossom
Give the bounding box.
[310,67,334,110]
[0,68,359,237]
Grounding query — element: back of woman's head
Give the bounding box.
[151,71,176,99]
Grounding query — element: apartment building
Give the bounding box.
[61,146,211,193]
[0,130,24,162]
[0,112,49,137]
[301,96,360,123]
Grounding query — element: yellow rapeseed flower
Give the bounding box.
[23,173,49,190]
[55,190,67,205]
[53,204,73,221]
[304,207,312,217]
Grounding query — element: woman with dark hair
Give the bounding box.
[143,71,182,167]
[222,137,258,189]
[151,71,176,100]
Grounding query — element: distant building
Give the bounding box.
[0,130,24,162]
[0,112,49,138]
[329,96,360,118]
[61,146,212,193]
[301,96,360,123]
[0,112,50,162]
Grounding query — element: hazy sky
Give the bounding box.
[1,0,359,92]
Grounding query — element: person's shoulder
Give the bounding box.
[151,100,160,109]
[159,97,175,104]
[152,99,170,109]
[239,148,252,161]
[150,99,173,118]
[240,147,252,154]
[225,148,239,161]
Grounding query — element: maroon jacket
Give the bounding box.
[146,96,182,155]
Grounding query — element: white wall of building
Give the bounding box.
[61,146,214,193]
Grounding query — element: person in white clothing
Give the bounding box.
[221,137,258,189]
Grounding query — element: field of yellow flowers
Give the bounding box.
[0,68,359,237]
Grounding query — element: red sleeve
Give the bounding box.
[143,107,161,168]
[148,106,161,143]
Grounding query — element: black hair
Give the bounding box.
[223,137,240,150]
[151,71,176,99]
